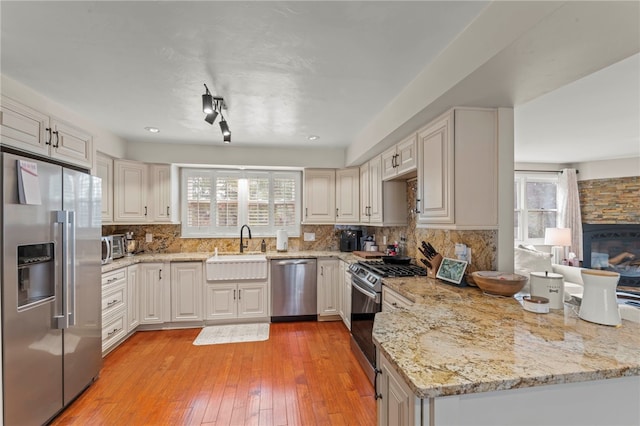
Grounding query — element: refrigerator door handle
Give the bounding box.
[68,210,76,326]
[54,210,70,329]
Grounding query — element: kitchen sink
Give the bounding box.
[205,254,268,281]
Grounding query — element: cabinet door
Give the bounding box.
[237,282,268,319]
[381,146,398,180]
[335,168,359,224]
[318,259,339,317]
[303,169,336,224]
[127,264,140,331]
[396,134,417,175]
[0,95,50,156]
[139,263,170,324]
[368,156,384,224]
[417,113,454,224]
[170,262,203,322]
[50,118,93,169]
[378,352,418,426]
[338,261,345,320]
[96,152,114,224]
[359,164,370,223]
[150,164,172,222]
[114,160,148,222]
[343,269,352,330]
[204,284,237,320]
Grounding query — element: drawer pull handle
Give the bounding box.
[107,327,121,338]
[107,299,119,307]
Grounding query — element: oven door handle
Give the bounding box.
[352,280,380,304]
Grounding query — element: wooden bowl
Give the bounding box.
[471,271,528,297]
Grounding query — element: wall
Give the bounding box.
[573,157,640,181]
[579,176,640,223]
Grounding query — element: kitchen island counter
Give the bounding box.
[375,276,640,399]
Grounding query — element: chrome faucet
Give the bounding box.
[240,224,252,253]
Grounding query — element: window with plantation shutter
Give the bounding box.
[181,168,301,237]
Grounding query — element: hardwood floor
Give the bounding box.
[51,321,376,425]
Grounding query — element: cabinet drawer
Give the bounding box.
[102,269,126,286]
[102,281,126,316]
[382,286,414,311]
[102,309,127,352]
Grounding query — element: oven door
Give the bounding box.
[350,277,381,368]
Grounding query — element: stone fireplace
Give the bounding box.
[583,223,640,287]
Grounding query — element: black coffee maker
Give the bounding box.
[340,229,362,252]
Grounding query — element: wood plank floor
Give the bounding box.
[51,321,376,426]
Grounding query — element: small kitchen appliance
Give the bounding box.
[111,233,126,259]
[340,229,362,252]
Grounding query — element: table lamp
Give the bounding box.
[544,227,571,265]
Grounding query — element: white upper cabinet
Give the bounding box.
[335,168,360,224]
[416,108,498,229]
[303,169,336,224]
[96,152,114,224]
[360,155,407,226]
[0,96,93,168]
[382,134,417,181]
[113,160,179,224]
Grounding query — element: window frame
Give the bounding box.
[514,172,559,245]
[181,168,302,238]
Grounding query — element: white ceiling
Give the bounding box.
[1,1,639,164]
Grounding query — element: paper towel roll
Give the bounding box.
[276,230,288,252]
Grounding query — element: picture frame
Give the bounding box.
[436,257,468,285]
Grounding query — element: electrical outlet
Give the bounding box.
[145,233,153,243]
[304,232,316,241]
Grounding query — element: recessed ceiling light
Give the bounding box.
[144,127,160,133]
[308,135,319,141]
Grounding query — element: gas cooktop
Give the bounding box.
[359,261,427,278]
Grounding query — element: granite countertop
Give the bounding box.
[374,276,640,399]
[102,250,360,273]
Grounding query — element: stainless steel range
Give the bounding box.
[349,261,426,383]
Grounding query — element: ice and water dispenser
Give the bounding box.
[17,243,55,309]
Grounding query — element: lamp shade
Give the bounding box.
[544,228,571,246]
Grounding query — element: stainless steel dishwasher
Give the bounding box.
[271,258,317,322]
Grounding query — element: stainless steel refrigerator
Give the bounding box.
[1,150,102,425]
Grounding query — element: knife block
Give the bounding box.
[427,254,442,278]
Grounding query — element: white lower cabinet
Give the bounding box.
[341,261,352,330]
[382,286,414,312]
[170,262,203,322]
[139,262,171,324]
[126,264,140,332]
[205,281,268,322]
[377,350,428,426]
[317,259,340,318]
[101,268,128,354]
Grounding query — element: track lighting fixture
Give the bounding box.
[201,83,231,143]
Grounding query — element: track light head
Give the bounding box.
[219,119,230,137]
[223,133,231,144]
[204,110,218,125]
[202,84,213,114]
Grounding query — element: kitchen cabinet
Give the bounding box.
[416,108,498,229]
[381,134,417,181]
[170,262,203,322]
[127,264,140,332]
[101,268,128,354]
[114,159,148,222]
[335,168,360,224]
[96,152,114,224]
[114,160,178,224]
[360,155,407,226]
[303,169,336,224]
[317,259,340,318]
[0,95,93,169]
[205,281,268,322]
[382,286,413,312]
[377,350,426,426]
[139,263,171,324]
[340,260,352,330]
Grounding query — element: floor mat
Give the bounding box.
[193,323,270,345]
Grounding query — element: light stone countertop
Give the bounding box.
[374,276,640,399]
[102,250,360,273]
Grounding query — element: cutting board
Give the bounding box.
[353,251,385,258]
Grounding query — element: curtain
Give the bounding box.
[558,168,583,260]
